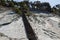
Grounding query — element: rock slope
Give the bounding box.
[0,10,60,40]
[0,10,28,40]
[27,13,60,40]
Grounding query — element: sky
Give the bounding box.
[14,0,60,7]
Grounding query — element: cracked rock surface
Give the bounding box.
[27,13,60,40]
[0,10,60,40]
[0,10,18,25]
[0,10,28,40]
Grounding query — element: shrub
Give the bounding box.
[14,8,22,15]
[1,0,6,6]
[9,1,14,7]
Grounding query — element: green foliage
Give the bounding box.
[13,1,17,5]
[24,4,29,10]
[52,7,60,16]
[9,2,14,7]
[41,2,51,12]
[0,0,1,5]
[0,1,51,16]
[18,2,25,7]
[26,12,32,16]
[14,8,22,15]
[18,1,29,14]
[0,1,30,16]
[1,0,6,6]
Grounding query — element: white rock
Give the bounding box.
[27,13,60,40]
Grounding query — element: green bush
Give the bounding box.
[14,8,22,15]
[1,0,6,6]
[9,2,14,7]
[52,7,60,16]
[26,12,32,16]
